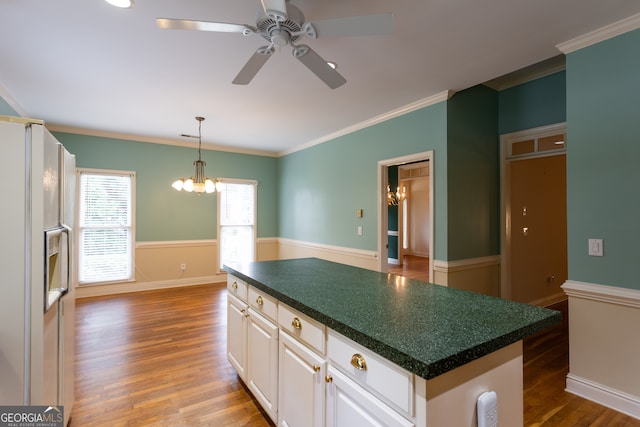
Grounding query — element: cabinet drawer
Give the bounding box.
[249,286,277,322]
[327,330,414,418]
[278,303,326,355]
[227,275,248,302]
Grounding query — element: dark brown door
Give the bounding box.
[509,154,567,304]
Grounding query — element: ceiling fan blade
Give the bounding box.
[156,18,255,35]
[309,13,394,38]
[293,45,346,89]
[260,0,288,22]
[232,46,275,85]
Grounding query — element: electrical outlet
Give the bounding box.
[180,263,186,271]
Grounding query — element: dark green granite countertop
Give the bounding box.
[224,258,561,380]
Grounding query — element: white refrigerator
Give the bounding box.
[0,115,75,426]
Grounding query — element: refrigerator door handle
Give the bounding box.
[61,224,72,296]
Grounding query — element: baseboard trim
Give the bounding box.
[527,292,567,308]
[562,280,640,309]
[76,275,226,298]
[566,374,640,420]
[433,255,501,273]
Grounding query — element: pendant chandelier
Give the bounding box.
[387,184,406,206]
[171,116,220,194]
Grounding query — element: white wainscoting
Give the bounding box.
[432,256,501,296]
[277,238,379,271]
[76,240,224,298]
[562,280,640,420]
[76,238,280,298]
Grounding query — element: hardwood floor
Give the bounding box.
[71,283,273,427]
[388,255,430,282]
[71,282,640,426]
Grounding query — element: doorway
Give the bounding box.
[378,151,434,281]
[501,124,567,305]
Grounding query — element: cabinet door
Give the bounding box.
[227,293,248,381]
[247,308,279,423]
[279,331,325,427]
[326,366,414,427]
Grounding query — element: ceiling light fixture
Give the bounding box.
[105,0,134,8]
[171,116,220,195]
[387,185,406,206]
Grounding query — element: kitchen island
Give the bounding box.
[224,258,560,426]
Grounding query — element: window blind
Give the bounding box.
[78,171,134,284]
[218,181,256,269]
[220,183,255,226]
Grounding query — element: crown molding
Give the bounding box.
[280,90,455,157]
[483,55,565,91]
[46,124,278,157]
[557,12,640,54]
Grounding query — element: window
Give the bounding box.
[218,180,256,270]
[77,169,135,284]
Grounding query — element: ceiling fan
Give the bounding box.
[156,0,393,89]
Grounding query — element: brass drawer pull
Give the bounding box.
[292,317,302,330]
[350,353,368,371]
[312,365,321,372]
[256,295,264,305]
[325,375,333,383]
[232,281,238,289]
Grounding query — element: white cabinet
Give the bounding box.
[326,366,415,427]
[278,331,325,427]
[227,292,248,381]
[247,308,279,423]
[227,275,279,424]
[327,330,414,419]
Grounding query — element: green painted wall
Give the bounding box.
[278,102,449,258]
[0,96,18,115]
[499,71,567,134]
[55,132,279,242]
[1,66,564,267]
[566,29,640,290]
[447,85,500,260]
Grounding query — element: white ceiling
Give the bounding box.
[2,0,639,155]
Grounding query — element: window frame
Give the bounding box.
[217,178,257,272]
[76,168,136,285]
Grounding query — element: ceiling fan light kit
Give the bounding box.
[105,0,134,8]
[156,0,393,88]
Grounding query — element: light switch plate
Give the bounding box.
[588,239,603,257]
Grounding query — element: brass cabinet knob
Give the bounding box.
[350,353,368,371]
[325,375,333,383]
[256,295,264,305]
[232,282,238,289]
[312,365,321,372]
[292,317,302,329]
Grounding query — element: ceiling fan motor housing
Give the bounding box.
[257,4,305,44]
